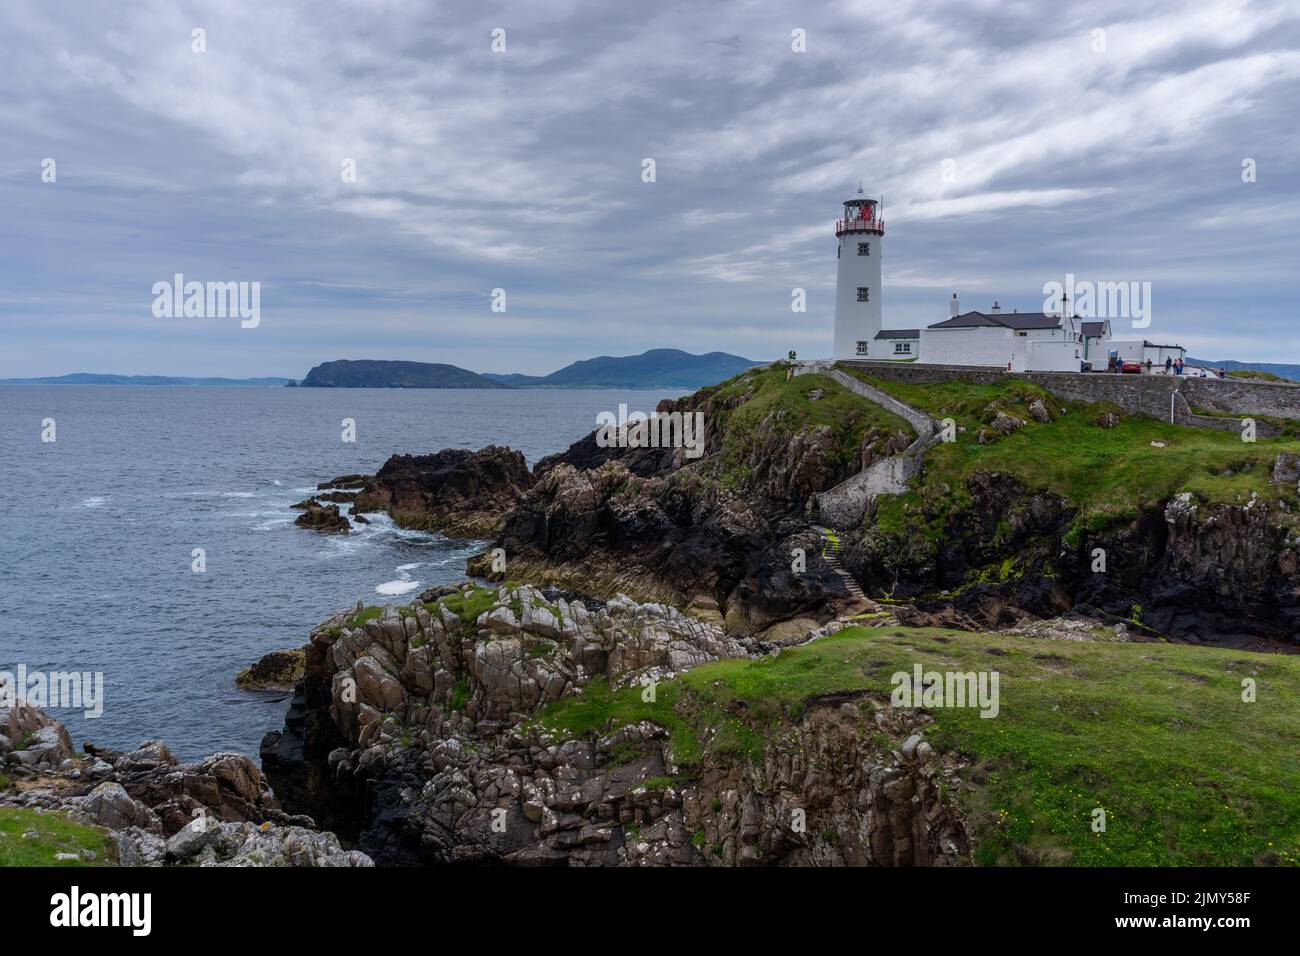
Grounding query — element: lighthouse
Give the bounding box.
[832,186,885,360]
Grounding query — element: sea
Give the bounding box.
[0,385,683,760]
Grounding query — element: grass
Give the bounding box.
[428,585,502,626]
[534,625,1300,866]
[1228,369,1292,383]
[347,606,384,628]
[840,370,1300,538]
[448,679,471,711]
[0,807,113,867]
[701,366,914,488]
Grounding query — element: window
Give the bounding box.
[857,287,870,302]
[894,342,912,354]
[855,340,869,356]
[857,242,870,256]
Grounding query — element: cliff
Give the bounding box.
[260,584,1300,866]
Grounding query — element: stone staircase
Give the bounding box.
[793,362,942,529]
[813,524,867,602]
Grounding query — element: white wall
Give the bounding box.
[1027,338,1084,372]
[919,327,1026,370]
[833,228,883,359]
[1143,344,1185,366]
[1108,340,1147,363]
[876,337,918,360]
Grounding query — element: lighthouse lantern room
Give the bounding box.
[832,185,885,361]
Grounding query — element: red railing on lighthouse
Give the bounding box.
[835,217,885,236]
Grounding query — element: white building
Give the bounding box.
[830,189,1189,373]
[918,298,1083,372]
[831,186,884,361]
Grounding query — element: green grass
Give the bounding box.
[347,606,384,629]
[843,371,1300,538]
[0,807,113,867]
[448,678,471,711]
[534,625,1300,866]
[702,366,914,488]
[1228,369,1291,383]
[429,585,502,626]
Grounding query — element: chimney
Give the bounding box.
[991,300,1001,313]
[951,292,959,317]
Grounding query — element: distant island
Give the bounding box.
[483,348,762,389]
[291,349,763,389]
[0,373,292,387]
[292,360,506,389]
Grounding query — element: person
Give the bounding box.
[1146,358,1153,374]
[1165,356,1173,375]
[1175,358,1184,376]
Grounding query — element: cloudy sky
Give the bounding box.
[2,0,1298,378]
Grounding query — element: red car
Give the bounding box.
[1120,360,1142,374]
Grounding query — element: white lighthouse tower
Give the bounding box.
[832,186,885,360]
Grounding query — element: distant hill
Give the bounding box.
[0,373,291,387]
[1188,359,1300,383]
[296,359,506,389]
[483,348,762,389]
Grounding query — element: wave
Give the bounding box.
[82,496,106,508]
[375,578,421,596]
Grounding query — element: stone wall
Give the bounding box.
[838,361,1300,426]
[1181,376,1300,418]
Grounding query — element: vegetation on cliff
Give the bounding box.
[700,366,913,490]
[0,807,111,866]
[538,624,1300,866]
[840,367,1300,540]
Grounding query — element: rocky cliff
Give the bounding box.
[0,704,371,866]
[480,367,913,636]
[261,583,970,865]
[351,445,534,537]
[845,470,1300,650]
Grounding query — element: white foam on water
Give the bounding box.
[82,496,106,508]
[395,562,423,572]
[375,579,421,596]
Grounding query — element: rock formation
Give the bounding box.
[261,583,971,866]
[346,445,535,537]
[1,704,371,867]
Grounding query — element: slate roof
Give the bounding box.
[874,329,920,339]
[927,311,1064,331]
[1080,321,1108,338]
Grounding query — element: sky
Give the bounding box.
[1,0,1298,378]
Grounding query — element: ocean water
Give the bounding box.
[0,385,682,760]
